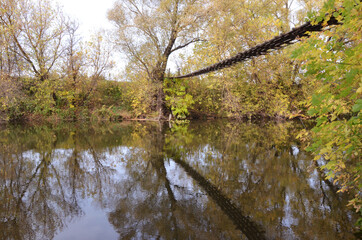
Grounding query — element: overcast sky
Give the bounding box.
[53,0,304,79]
[55,0,127,78]
[54,0,186,77]
[56,0,115,37]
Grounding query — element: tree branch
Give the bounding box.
[170,38,205,53]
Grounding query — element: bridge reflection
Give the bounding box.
[170,153,266,240]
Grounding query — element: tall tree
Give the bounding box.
[63,20,84,85]
[80,31,115,104]
[184,0,326,119]
[0,0,68,81]
[108,0,209,119]
[0,0,24,77]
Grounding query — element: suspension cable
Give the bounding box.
[172,16,339,79]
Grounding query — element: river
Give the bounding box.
[0,120,358,239]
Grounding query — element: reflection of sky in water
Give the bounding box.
[50,146,211,240]
[51,147,131,240]
[282,193,298,239]
[291,145,299,156]
[21,150,42,164]
[166,160,206,201]
[54,201,118,240]
[2,123,358,240]
[48,142,354,240]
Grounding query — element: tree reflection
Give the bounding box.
[0,124,120,239]
[107,123,245,239]
[167,121,358,239]
[0,134,77,239]
[169,151,266,240]
[0,121,359,239]
[107,121,358,239]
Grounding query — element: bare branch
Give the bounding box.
[170,38,205,53]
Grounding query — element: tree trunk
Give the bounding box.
[152,62,171,120]
[156,85,170,120]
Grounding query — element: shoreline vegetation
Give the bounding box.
[0,77,312,124]
[0,0,360,230]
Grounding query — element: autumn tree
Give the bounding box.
[63,20,84,85]
[0,0,69,82]
[0,0,24,120]
[108,0,209,119]
[294,0,361,225]
[0,18,22,77]
[183,0,326,119]
[75,31,115,105]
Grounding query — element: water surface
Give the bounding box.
[0,120,358,239]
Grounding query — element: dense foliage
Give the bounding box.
[294,0,361,225]
[0,0,118,122]
[0,0,329,121]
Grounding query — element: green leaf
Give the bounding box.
[307,108,318,116]
[311,94,322,106]
[345,69,358,84]
[316,16,324,23]
[352,99,362,112]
